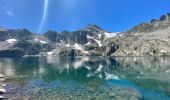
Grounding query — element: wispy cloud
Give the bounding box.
[1,6,15,17]
[6,10,15,17]
[1,6,7,10]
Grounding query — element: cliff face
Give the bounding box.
[105,13,170,56]
[0,13,170,57]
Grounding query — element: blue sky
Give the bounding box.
[0,0,170,33]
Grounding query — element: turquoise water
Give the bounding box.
[0,57,170,100]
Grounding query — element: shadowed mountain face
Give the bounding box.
[0,13,170,57]
[0,29,33,41]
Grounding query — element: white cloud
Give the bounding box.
[1,6,15,17]
[6,10,15,17]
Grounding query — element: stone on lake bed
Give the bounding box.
[0,88,6,94]
[0,74,4,78]
[108,89,141,100]
[0,78,5,82]
[108,92,116,97]
[2,84,6,87]
[0,95,4,99]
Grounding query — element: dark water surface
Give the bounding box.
[0,57,170,100]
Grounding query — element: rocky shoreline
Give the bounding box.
[0,73,7,100]
[0,72,142,100]
[1,81,142,100]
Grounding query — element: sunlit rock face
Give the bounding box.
[41,24,117,56]
[127,13,170,33]
[104,13,170,56]
[0,24,116,57]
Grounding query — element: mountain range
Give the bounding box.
[0,13,170,57]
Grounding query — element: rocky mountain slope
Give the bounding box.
[0,13,170,57]
[105,13,170,56]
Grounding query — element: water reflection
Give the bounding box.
[0,57,170,99]
[0,57,170,82]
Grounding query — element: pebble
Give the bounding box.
[0,95,4,100]
[0,74,4,78]
[2,84,6,87]
[108,92,116,98]
[0,88,6,94]
[0,78,5,82]
[0,74,7,100]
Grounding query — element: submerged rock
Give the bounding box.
[108,89,141,100]
[1,84,6,87]
[108,92,116,98]
[0,74,4,78]
[0,79,5,82]
[0,95,4,100]
[0,88,6,94]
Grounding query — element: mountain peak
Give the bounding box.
[159,13,170,21]
[86,24,101,29]
[85,24,103,33]
[127,13,170,33]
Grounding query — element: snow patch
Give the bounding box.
[47,50,55,56]
[73,43,89,54]
[65,44,70,47]
[35,39,48,44]
[40,40,47,44]
[73,43,83,50]
[85,42,91,46]
[60,40,64,44]
[94,39,102,47]
[87,35,94,39]
[6,38,17,44]
[97,34,102,38]
[119,34,124,37]
[83,51,89,54]
[105,32,117,38]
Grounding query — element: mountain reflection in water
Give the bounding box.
[0,57,170,100]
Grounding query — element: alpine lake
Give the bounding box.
[0,56,170,100]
